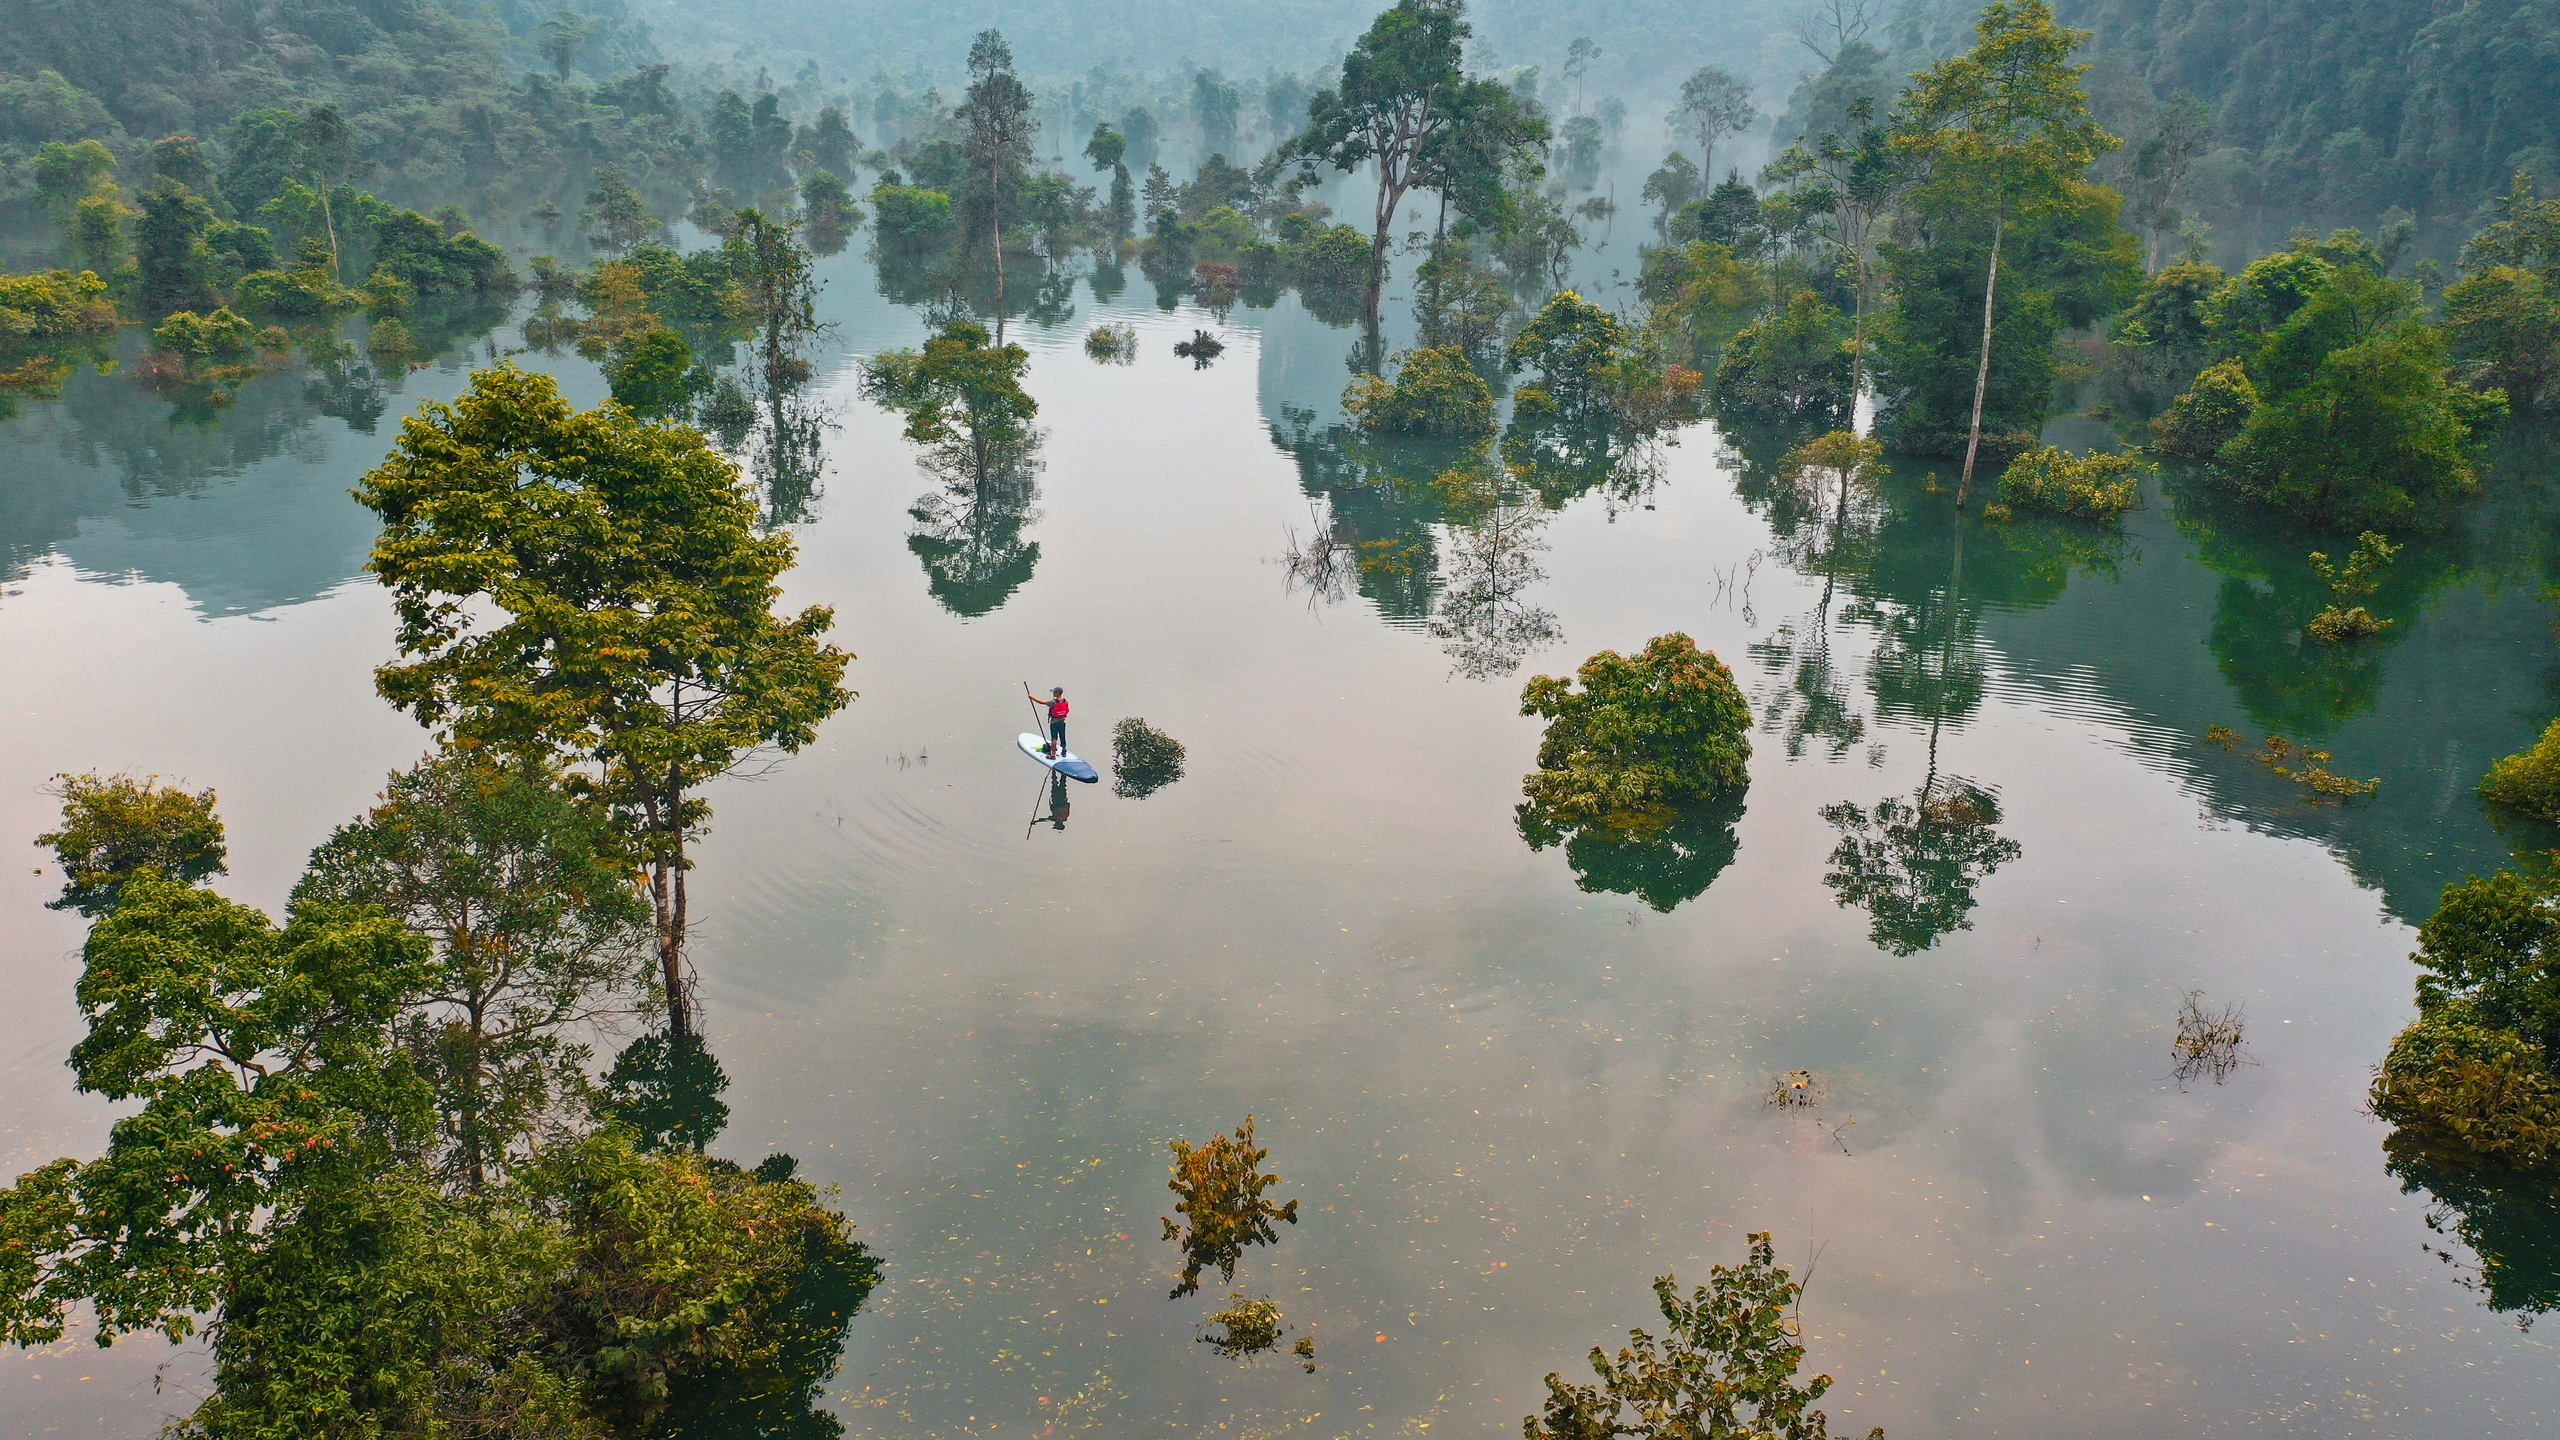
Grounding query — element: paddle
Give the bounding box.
[1023,681,1049,754]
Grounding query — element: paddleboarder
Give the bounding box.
[1030,684,1070,757]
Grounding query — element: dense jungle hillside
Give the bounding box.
[9,0,2558,255]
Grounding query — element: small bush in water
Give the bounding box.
[1993,445,2148,519]
[1111,717,1185,799]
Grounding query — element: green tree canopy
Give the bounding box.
[1526,1232,1881,1440]
[1890,0,2119,501]
[1518,633,1753,825]
[295,755,656,1190]
[34,772,228,916]
[354,364,853,1038]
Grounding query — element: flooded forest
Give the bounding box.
[4,1,2560,1436]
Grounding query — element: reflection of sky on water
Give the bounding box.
[2,233,2559,1439]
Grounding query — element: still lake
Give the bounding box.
[4,237,2558,1437]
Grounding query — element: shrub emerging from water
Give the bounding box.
[2371,871,2560,1171]
[1161,1116,1297,1299]
[1709,289,1852,429]
[34,772,227,916]
[1111,717,1186,800]
[1994,446,2148,519]
[1343,346,1496,439]
[1519,633,1751,823]
[0,268,117,337]
[2373,1002,2560,1169]
[2482,718,2560,821]
[151,307,257,360]
[2151,357,2256,459]
[2303,531,2399,643]
[1084,322,1137,363]
[1525,1231,1882,1440]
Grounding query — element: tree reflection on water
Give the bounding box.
[2386,1130,2560,1327]
[1516,790,1746,914]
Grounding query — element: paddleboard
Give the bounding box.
[1018,732,1101,783]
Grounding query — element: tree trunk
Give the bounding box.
[1847,258,1868,436]
[643,765,692,1043]
[1954,201,2006,510]
[1365,187,1395,334]
[992,161,1007,346]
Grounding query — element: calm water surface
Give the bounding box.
[4,242,2559,1438]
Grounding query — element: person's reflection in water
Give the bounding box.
[1038,773,1071,833]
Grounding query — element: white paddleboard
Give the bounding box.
[1018,732,1100,782]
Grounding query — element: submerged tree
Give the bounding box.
[296,754,656,1190]
[1768,97,1902,418]
[958,29,1038,340]
[1526,1232,1883,1439]
[1746,432,1888,763]
[862,319,1040,486]
[2372,871,2560,1173]
[1891,0,2117,506]
[1292,0,1542,333]
[1162,1116,1299,1299]
[35,771,227,917]
[355,364,855,1039]
[1112,717,1188,800]
[864,320,1045,614]
[1671,67,1757,181]
[1086,122,1136,239]
[1519,633,1752,821]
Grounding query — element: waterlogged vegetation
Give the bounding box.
[6,0,2560,1432]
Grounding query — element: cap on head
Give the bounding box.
[1051,687,1064,695]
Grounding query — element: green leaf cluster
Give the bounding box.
[4,772,876,1435]
[2146,235,2504,529]
[1993,445,2147,520]
[862,319,1041,484]
[2373,871,2560,1172]
[1161,1117,1298,1300]
[0,267,117,337]
[355,364,854,1031]
[1518,633,1752,825]
[1709,290,1853,430]
[2483,718,2560,822]
[1526,1232,1881,1440]
[35,771,227,916]
[1345,345,1497,439]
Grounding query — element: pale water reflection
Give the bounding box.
[2,250,2558,1437]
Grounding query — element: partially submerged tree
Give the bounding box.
[354,364,854,1039]
[1671,67,1757,181]
[2372,871,2560,1171]
[1518,633,1752,823]
[1162,1116,1299,1299]
[1526,1232,1883,1439]
[958,29,1038,339]
[1292,0,1540,330]
[1891,0,2118,506]
[862,319,1041,488]
[296,754,656,1190]
[35,772,227,916]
